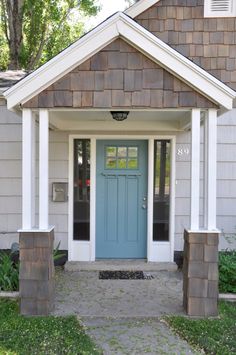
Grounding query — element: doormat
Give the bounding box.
[99,271,153,280]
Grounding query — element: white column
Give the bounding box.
[204,109,217,230]
[39,109,49,229]
[22,109,36,229]
[190,108,201,230]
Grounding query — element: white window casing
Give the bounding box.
[204,0,236,17]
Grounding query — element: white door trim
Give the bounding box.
[68,134,176,262]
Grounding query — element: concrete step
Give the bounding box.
[65,260,178,272]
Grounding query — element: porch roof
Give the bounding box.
[4,12,236,111]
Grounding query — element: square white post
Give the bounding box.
[190,108,201,230]
[39,109,49,230]
[204,109,217,230]
[22,109,36,229]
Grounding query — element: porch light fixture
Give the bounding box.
[111,111,129,121]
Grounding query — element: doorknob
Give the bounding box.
[142,204,147,209]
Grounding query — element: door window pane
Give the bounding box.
[153,140,171,241]
[105,145,139,169]
[73,139,90,241]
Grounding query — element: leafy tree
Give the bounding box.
[0,0,99,70]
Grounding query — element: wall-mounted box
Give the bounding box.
[52,182,68,202]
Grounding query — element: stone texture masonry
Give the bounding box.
[135,0,236,105]
[19,230,55,316]
[23,39,216,109]
[183,230,219,317]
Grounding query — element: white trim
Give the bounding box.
[39,109,49,230]
[68,136,74,261]
[205,109,217,230]
[22,109,35,230]
[90,138,96,261]
[18,226,54,233]
[170,136,176,262]
[125,0,160,18]
[68,134,176,262]
[4,13,235,110]
[204,0,236,17]
[190,109,201,230]
[147,139,154,262]
[31,113,36,227]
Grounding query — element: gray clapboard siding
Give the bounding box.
[0,179,21,195]
[0,143,22,159]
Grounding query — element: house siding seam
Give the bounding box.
[135,0,236,106]
[23,39,217,110]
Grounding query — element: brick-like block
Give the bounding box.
[94,91,111,108]
[73,91,81,107]
[95,72,105,91]
[143,69,164,89]
[71,72,95,91]
[127,53,143,69]
[104,70,123,90]
[188,278,208,298]
[112,90,131,107]
[124,70,142,91]
[38,91,54,107]
[208,263,218,281]
[20,298,38,316]
[185,232,207,244]
[204,299,218,317]
[81,92,93,107]
[204,245,218,262]
[52,76,71,90]
[207,234,219,246]
[108,52,127,69]
[208,281,218,299]
[187,297,205,317]
[91,52,108,71]
[188,262,209,279]
[188,243,204,261]
[132,90,151,107]
[54,91,73,107]
[20,261,50,281]
[20,234,34,249]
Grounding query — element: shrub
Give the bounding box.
[0,252,19,292]
[219,250,236,293]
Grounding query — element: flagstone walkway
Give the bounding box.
[54,269,202,354]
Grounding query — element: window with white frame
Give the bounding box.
[204,0,236,17]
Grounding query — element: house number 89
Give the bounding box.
[177,148,190,156]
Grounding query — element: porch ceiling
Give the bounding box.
[49,109,190,131]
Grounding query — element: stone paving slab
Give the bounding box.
[54,269,184,317]
[82,317,201,355]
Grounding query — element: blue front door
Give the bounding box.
[96,140,148,258]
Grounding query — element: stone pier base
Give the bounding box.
[19,228,55,316]
[183,230,219,317]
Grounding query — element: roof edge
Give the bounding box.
[125,0,160,18]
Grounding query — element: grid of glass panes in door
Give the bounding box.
[105,146,139,169]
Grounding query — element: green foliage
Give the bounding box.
[219,250,236,293]
[53,241,66,261]
[166,301,236,355]
[0,298,102,355]
[0,0,99,70]
[0,252,19,292]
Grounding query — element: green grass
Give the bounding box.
[165,301,236,355]
[0,299,102,355]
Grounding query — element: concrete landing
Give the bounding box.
[65,260,177,272]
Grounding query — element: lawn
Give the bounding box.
[165,301,236,355]
[0,299,102,355]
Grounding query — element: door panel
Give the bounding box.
[96,140,148,258]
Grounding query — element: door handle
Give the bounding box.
[142,204,147,210]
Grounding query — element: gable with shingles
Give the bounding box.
[135,0,236,100]
[23,39,217,110]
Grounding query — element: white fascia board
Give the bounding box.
[125,0,160,18]
[117,14,236,109]
[4,13,120,110]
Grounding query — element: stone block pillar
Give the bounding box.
[183,230,219,317]
[19,228,55,316]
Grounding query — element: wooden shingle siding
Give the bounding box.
[135,0,236,101]
[23,39,217,109]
